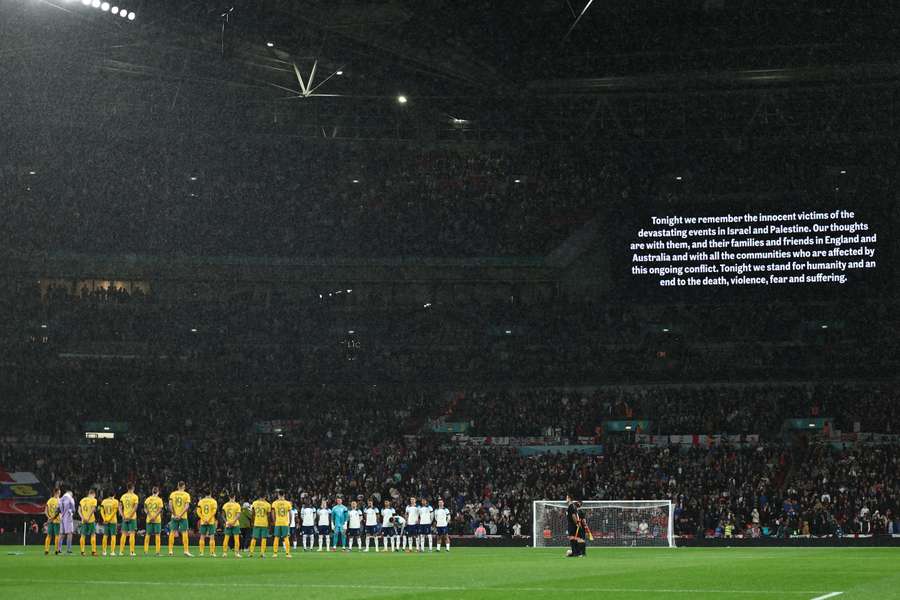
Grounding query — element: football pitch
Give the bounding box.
[1,545,898,599]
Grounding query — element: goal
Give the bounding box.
[532,500,675,548]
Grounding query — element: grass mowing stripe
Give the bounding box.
[0,578,836,595]
[809,594,843,600]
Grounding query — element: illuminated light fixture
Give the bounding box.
[189,176,197,181]
[423,302,432,308]
[675,176,683,181]
[81,0,90,5]
[352,179,359,183]
[91,0,100,7]
[190,328,197,333]
[119,8,127,16]
[505,329,512,335]
[41,324,48,329]
[266,41,275,47]
[346,289,351,293]
[127,11,135,20]
[662,328,670,332]
[348,330,355,334]
[29,170,36,175]
[397,95,408,104]
[101,2,109,11]
[821,325,828,329]
[111,6,118,13]
[335,70,343,75]
[103,426,110,431]
[513,178,521,183]
[808,423,816,428]
[625,425,632,431]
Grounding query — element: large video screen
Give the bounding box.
[611,199,893,297]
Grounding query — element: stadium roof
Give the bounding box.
[3,1,900,140]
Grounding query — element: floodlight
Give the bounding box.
[101,2,109,11]
[397,95,408,104]
[127,11,135,20]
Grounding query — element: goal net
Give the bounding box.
[533,500,674,548]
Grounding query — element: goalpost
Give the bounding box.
[532,500,675,548]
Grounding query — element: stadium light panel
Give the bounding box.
[348,330,355,334]
[352,179,359,183]
[91,0,100,8]
[190,176,197,181]
[513,178,521,183]
[191,328,197,333]
[101,2,109,11]
[397,95,408,104]
[840,169,847,174]
[119,8,127,16]
[127,11,135,20]
[40,324,47,329]
[111,6,118,13]
[29,170,36,175]
[505,329,512,334]
[675,176,683,181]
[267,41,275,47]
[336,70,343,75]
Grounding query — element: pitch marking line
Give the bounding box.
[0,578,838,595]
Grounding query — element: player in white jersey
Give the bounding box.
[404,497,419,553]
[346,501,363,551]
[300,502,316,551]
[380,500,396,552]
[434,499,452,552]
[316,500,332,551]
[363,499,380,552]
[289,505,299,549]
[391,514,406,552]
[418,498,434,551]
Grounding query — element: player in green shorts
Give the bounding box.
[81,522,95,536]
[146,522,162,535]
[169,518,189,532]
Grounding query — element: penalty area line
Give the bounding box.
[0,578,836,595]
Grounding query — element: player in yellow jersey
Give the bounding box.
[78,489,98,556]
[44,488,61,555]
[168,481,192,557]
[143,486,164,556]
[196,492,218,557]
[271,490,293,558]
[99,492,120,557]
[221,493,243,558]
[248,493,271,558]
[118,483,139,557]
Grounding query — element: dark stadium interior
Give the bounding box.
[1,0,899,550]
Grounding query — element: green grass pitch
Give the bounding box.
[1,545,898,599]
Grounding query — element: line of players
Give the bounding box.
[43,481,453,558]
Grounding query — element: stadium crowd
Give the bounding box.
[3,379,899,540]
